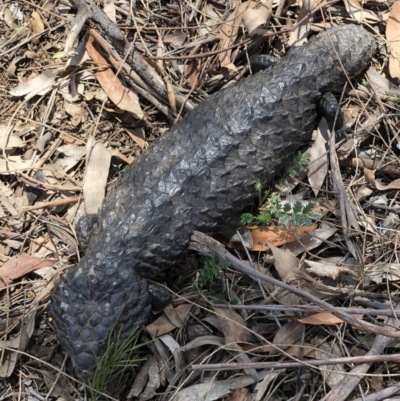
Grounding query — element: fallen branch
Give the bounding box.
[189,231,400,338]
[191,353,400,372]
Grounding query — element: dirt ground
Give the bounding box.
[1,0,400,400]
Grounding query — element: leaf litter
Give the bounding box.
[1,0,400,400]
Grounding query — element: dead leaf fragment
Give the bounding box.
[30,12,45,45]
[314,342,345,387]
[85,34,144,119]
[242,0,272,36]
[0,253,55,290]
[288,0,313,47]
[386,1,400,79]
[0,312,36,377]
[219,1,271,71]
[343,0,380,23]
[10,69,60,98]
[299,312,344,325]
[364,168,400,191]
[83,142,111,214]
[145,304,192,337]
[214,307,251,343]
[308,119,328,197]
[270,320,304,355]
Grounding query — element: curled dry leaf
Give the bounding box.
[343,0,380,23]
[9,68,60,98]
[366,263,400,284]
[242,0,273,36]
[283,226,337,256]
[0,312,36,377]
[366,66,400,98]
[270,320,304,355]
[288,0,314,47]
[0,253,55,291]
[305,257,360,280]
[85,33,144,119]
[268,242,300,282]
[125,127,148,151]
[103,0,116,23]
[145,303,192,337]
[299,312,344,325]
[219,1,271,71]
[308,118,329,197]
[83,142,111,214]
[0,125,26,150]
[314,342,345,388]
[174,374,265,401]
[386,1,400,79]
[30,11,44,45]
[364,168,400,191]
[214,307,251,343]
[248,224,317,251]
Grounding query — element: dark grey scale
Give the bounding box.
[50,25,376,378]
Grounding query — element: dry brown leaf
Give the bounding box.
[285,342,316,358]
[219,3,248,69]
[219,1,270,70]
[299,312,344,325]
[244,224,317,252]
[174,375,262,401]
[226,388,251,401]
[83,141,111,214]
[214,307,251,343]
[0,253,55,290]
[242,0,272,36]
[254,371,282,401]
[166,80,177,114]
[30,11,44,45]
[288,0,314,47]
[85,33,144,119]
[181,335,225,351]
[308,119,328,197]
[103,0,116,23]
[0,125,26,150]
[314,342,345,387]
[269,243,300,282]
[343,0,380,23]
[0,312,35,377]
[366,263,400,284]
[270,320,304,355]
[283,226,337,255]
[386,1,400,79]
[9,68,60,98]
[366,66,400,98]
[364,168,400,190]
[145,304,192,337]
[305,257,360,280]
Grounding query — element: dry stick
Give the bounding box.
[88,29,176,122]
[352,383,400,401]
[151,0,342,61]
[211,304,400,318]
[69,0,195,111]
[191,354,400,372]
[329,129,361,261]
[320,304,400,401]
[188,231,400,338]
[347,157,400,179]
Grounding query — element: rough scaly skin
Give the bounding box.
[50,25,375,377]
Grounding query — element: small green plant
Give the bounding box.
[240,152,321,227]
[194,253,229,288]
[280,151,311,182]
[85,325,148,400]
